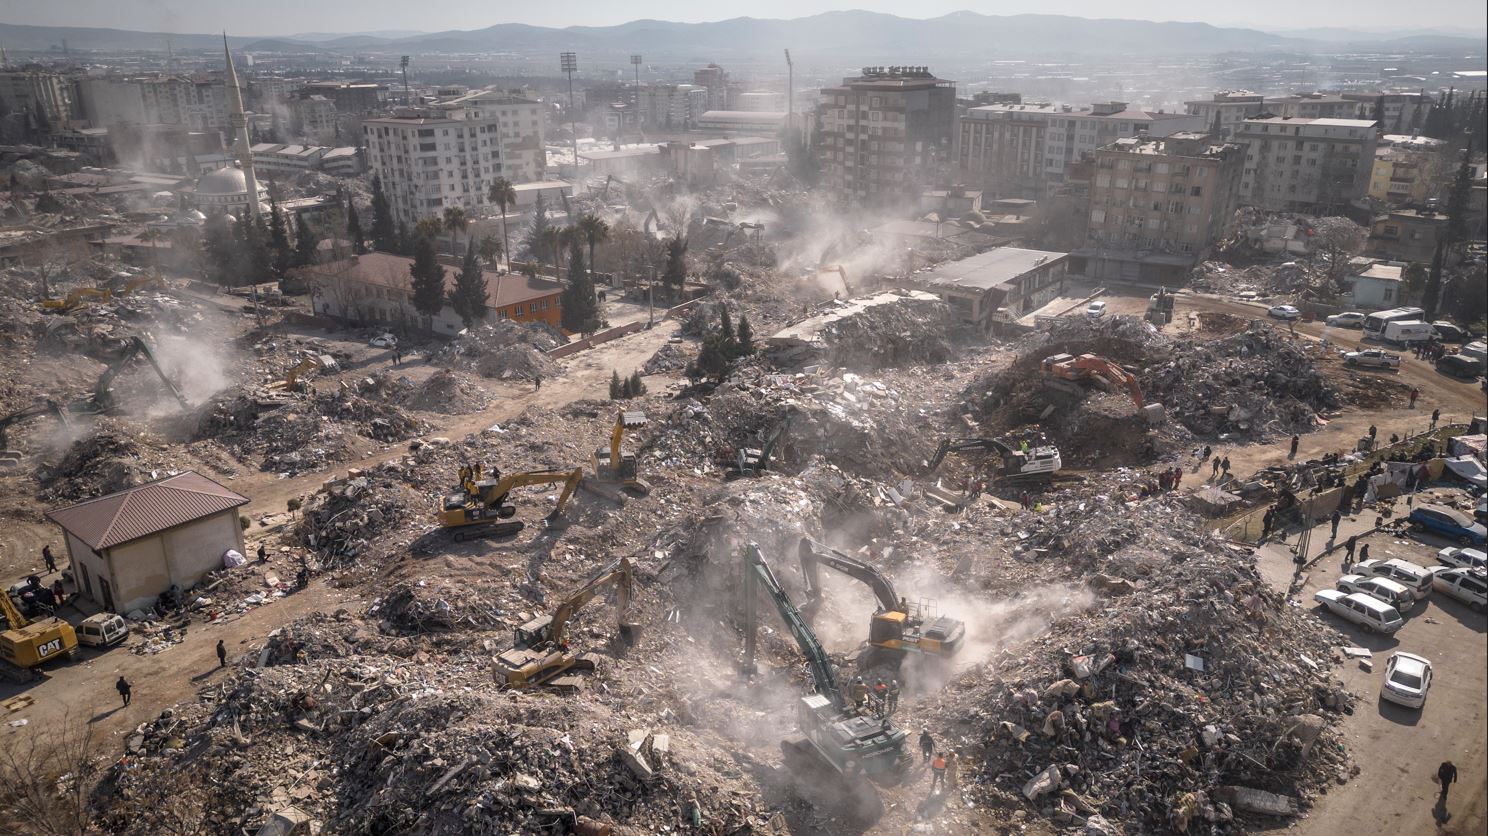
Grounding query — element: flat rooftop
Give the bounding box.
[912,247,1069,292]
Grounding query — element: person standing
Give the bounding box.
[1212,457,1222,479]
[918,728,935,763]
[1358,543,1370,564]
[1437,761,1457,803]
[1431,408,1440,430]
[257,542,267,563]
[1289,435,1300,459]
[930,752,947,790]
[51,579,64,609]
[1345,535,1358,565]
[42,544,56,574]
[1262,508,1276,539]
[116,676,132,707]
[1221,456,1231,475]
[886,680,900,715]
[216,639,228,668]
[1409,387,1419,409]
[1330,508,1342,539]
[534,375,542,391]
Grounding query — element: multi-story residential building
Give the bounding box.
[1341,93,1431,134]
[0,68,75,132]
[693,64,730,111]
[736,91,783,112]
[637,84,708,129]
[1182,91,1267,138]
[1265,93,1360,120]
[297,81,387,115]
[76,74,230,132]
[694,110,788,135]
[959,102,1058,200]
[1235,117,1377,213]
[820,66,956,203]
[364,91,545,229]
[289,94,337,144]
[1368,208,1448,263]
[958,101,1204,199]
[1368,146,1448,205]
[1079,132,1245,283]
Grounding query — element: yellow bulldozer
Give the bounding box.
[437,463,582,539]
[494,557,637,691]
[1,584,78,682]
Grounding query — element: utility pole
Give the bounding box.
[630,54,642,145]
[784,49,794,137]
[561,52,579,183]
[400,55,410,105]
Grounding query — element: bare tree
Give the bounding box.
[1309,216,1367,291]
[0,714,100,836]
[308,259,377,324]
[22,238,85,300]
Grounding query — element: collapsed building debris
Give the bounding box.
[434,320,563,382]
[764,290,958,370]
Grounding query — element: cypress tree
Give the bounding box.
[370,175,396,252]
[268,201,292,280]
[347,198,366,254]
[559,240,600,335]
[409,234,447,326]
[610,370,623,400]
[293,213,318,267]
[736,314,755,356]
[449,240,489,328]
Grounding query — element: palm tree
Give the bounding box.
[488,177,516,270]
[442,205,468,259]
[415,216,444,243]
[136,227,164,273]
[577,213,610,276]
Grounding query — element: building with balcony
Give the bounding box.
[1235,117,1377,213]
[820,66,956,203]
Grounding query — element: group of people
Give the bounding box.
[848,676,901,718]
[917,728,959,792]
[1413,341,1449,362]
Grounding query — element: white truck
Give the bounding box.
[1380,320,1435,346]
[1343,349,1401,370]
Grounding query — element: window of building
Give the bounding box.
[1190,186,1203,196]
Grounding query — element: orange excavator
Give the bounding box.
[1041,353,1146,411]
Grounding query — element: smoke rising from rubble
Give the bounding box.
[151,333,234,406]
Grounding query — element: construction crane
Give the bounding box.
[726,414,791,479]
[797,538,965,662]
[741,543,907,784]
[80,335,188,415]
[1041,353,1147,411]
[493,557,637,691]
[587,410,650,498]
[0,399,69,454]
[924,436,1063,482]
[0,582,78,681]
[437,463,582,539]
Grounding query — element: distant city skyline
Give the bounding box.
[2,2,1483,39]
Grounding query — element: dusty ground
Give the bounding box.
[1254,502,1487,836]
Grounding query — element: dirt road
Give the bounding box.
[1254,510,1486,835]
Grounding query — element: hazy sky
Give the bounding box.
[1,0,1483,35]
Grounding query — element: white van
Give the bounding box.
[1314,589,1405,634]
[76,613,129,647]
[1381,320,1435,346]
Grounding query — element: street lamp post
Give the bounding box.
[630,54,642,145]
[560,52,579,183]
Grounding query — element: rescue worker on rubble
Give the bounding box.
[886,680,900,714]
[930,751,947,790]
[849,677,868,709]
[919,728,935,762]
[1289,434,1300,459]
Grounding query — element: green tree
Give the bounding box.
[1423,242,1444,321]
[488,176,516,269]
[442,205,468,259]
[477,234,502,269]
[559,240,600,335]
[524,194,551,266]
[369,175,396,252]
[628,371,646,398]
[540,225,564,274]
[687,332,732,382]
[203,212,238,287]
[409,234,446,326]
[566,231,586,284]
[609,369,623,400]
[718,307,739,358]
[241,215,273,286]
[346,197,366,254]
[268,200,292,280]
[395,221,412,256]
[662,235,688,300]
[1444,144,1473,250]
[736,313,755,356]
[449,240,489,328]
[577,212,610,275]
[293,213,318,267]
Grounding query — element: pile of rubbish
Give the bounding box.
[297,470,421,564]
[434,320,563,382]
[35,420,183,502]
[1144,324,1339,438]
[194,387,427,474]
[399,369,490,415]
[765,291,959,370]
[681,298,744,337]
[641,342,691,375]
[929,497,1354,834]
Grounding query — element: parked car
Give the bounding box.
[1314,589,1405,634]
[369,333,398,348]
[1436,354,1482,379]
[1437,546,1487,571]
[1430,566,1487,611]
[1407,504,1488,546]
[1085,301,1107,319]
[1350,558,1435,600]
[1432,321,1469,343]
[1267,304,1301,320]
[1336,574,1416,610]
[1326,312,1366,328]
[76,613,129,647]
[1381,652,1433,709]
[1343,349,1401,370]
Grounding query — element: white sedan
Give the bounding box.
[1268,304,1302,320]
[1327,312,1366,328]
[370,333,398,348]
[1437,547,1487,571]
[1381,652,1432,709]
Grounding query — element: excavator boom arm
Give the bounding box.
[547,557,633,648]
[744,543,844,710]
[926,437,1012,473]
[798,539,899,614]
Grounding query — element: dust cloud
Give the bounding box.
[149,333,235,406]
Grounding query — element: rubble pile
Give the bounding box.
[681,298,743,337]
[766,292,961,370]
[930,498,1354,834]
[1144,324,1339,438]
[297,471,421,563]
[401,369,490,414]
[194,388,427,474]
[641,342,691,375]
[36,420,183,502]
[435,320,563,382]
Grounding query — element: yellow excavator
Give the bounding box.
[41,286,112,312]
[266,356,323,391]
[438,462,582,539]
[0,584,78,682]
[494,557,637,691]
[585,410,650,499]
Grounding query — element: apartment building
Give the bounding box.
[289,95,337,144]
[637,84,709,129]
[1182,91,1267,138]
[1265,93,1360,120]
[442,90,546,183]
[1369,147,1448,205]
[75,74,231,132]
[820,66,956,203]
[1341,92,1431,134]
[1235,117,1377,213]
[693,64,730,111]
[1080,132,1244,283]
[297,81,387,115]
[0,68,76,132]
[958,101,1204,199]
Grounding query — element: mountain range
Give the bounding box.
[0,12,1480,59]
